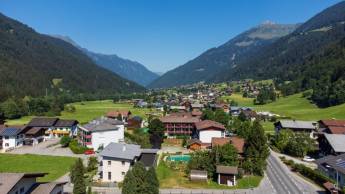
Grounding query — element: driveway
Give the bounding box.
[8,138,87,159]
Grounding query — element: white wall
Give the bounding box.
[199,130,224,143]
[2,135,24,151]
[101,158,131,182]
[92,125,124,150]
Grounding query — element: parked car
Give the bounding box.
[303,156,315,162]
[84,150,95,155]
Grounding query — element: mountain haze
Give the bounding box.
[0,13,144,101]
[53,35,159,86]
[149,22,298,88]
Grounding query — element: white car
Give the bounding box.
[303,156,315,162]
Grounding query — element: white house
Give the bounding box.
[0,126,25,152]
[195,120,225,144]
[99,143,158,183]
[79,117,125,150]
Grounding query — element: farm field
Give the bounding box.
[156,161,261,189]
[223,93,345,121]
[0,154,76,182]
[6,100,158,125]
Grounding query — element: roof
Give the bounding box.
[195,120,226,131]
[324,134,345,153]
[82,117,124,132]
[25,127,45,135]
[230,136,245,154]
[27,118,58,127]
[138,152,158,167]
[0,173,47,194]
[31,182,67,194]
[328,126,345,134]
[278,120,316,130]
[170,106,186,110]
[191,104,204,108]
[100,142,141,160]
[216,166,238,174]
[106,110,131,118]
[54,119,78,127]
[316,153,345,175]
[141,149,159,154]
[160,115,200,124]
[192,110,203,116]
[320,120,345,127]
[187,139,202,146]
[211,137,230,147]
[190,170,207,175]
[0,126,23,136]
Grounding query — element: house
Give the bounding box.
[106,110,132,122]
[319,120,345,134]
[26,118,78,138]
[127,116,143,130]
[160,115,200,138]
[23,127,46,145]
[316,153,345,188]
[216,165,238,186]
[211,136,245,155]
[319,134,345,156]
[31,182,67,194]
[189,170,208,182]
[79,117,125,150]
[99,143,158,183]
[0,126,25,151]
[170,106,187,112]
[209,104,229,113]
[195,120,226,144]
[191,103,204,111]
[274,120,317,138]
[187,139,202,150]
[191,109,203,118]
[0,172,47,194]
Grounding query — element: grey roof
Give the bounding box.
[100,143,141,160]
[82,117,123,132]
[216,165,238,174]
[141,149,159,154]
[324,134,345,153]
[316,153,345,175]
[31,182,67,194]
[0,127,22,136]
[279,120,316,130]
[27,118,58,127]
[0,173,47,194]
[191,104,204,108]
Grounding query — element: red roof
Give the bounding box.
[211,137,245,154]
[160,115,200,123]
[195,120,225,131]
[211,137,230,147]
[321,120,345,127]
[328,126,345,134]
[192,110,203,116]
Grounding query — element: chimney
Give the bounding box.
[122,145,126,152]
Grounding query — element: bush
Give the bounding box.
[69,139,89,154]
[87,156,98,172]
[60,136,72,147]
[64,104,76,113]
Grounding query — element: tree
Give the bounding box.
[238,111,247,122]
[243,121,269,176]
[148,118,165,149]
[87,186,92,194]
[201,109,215,121]
[117,114,123,121]
[60,136,72,147]
[214,109,230,128]
[87,156,98,172]
[212,143,238,166]
[0,98,22,119]
[71,158,86,194]
[122,162,151,194]
[144,167,159,194]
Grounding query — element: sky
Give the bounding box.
[0,0,342,72]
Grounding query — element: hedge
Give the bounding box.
[69,139,89,154]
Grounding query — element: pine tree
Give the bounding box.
[144,167,159,194]
[122,162,147,194]
[72,158,86,194]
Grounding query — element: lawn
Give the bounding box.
[156,161,262,189]
[0,154,77,182]
[223,93,345,121]
[6,100,158,125]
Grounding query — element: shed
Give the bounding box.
[216,165,238,186]
[190,170,208,182]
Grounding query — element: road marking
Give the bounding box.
[267,161,291,194]
[265,173,277,194]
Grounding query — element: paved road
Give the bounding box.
[266,152,322,194]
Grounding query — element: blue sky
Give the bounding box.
[0,0,341,72]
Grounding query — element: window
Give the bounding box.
[108,172,111,180]
[5,143,9,147]
[121,172,125,176]
[4,136,9,140]
[122,161,125,166]
[20,187,24,193]
[108,161,111,166]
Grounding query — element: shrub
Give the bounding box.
[64,104,76,113]
[69,139,89,154]
[60,136,72,147]
[87,156,98,172]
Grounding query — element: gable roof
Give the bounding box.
[216,166,238,174]
[320,120,345,127]
[188,139,202,146]
[278,120,316,130]
[0,173,47,194]
[327,126,345,134]
[211,137,230,147]
[100,142,141,160]
[54,119,78,127]
[25,127,45,135]
[195,120,225,131]
[160,115,200,124]
[31,182,67,194]
[316,154,345,175]
[106,110,131,118]
[82,117,124,132]
[27,118,58,127]
[0,126,24,136]
[211,137,245,153]
[324,134,345,153]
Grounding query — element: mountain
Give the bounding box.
[212,1,345,107]
[148,22,298,88]
[53,35,159,86]
[0,13,144,101]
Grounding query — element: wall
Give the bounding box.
[101,158,132,182]
[199,130,224,143]
[92,125,124,150]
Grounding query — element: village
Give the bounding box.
[1,81,344,194]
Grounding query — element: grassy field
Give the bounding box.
[6,100,158,125]
[0,154,77,182]
[223,93,345,121]
[156,161,261,189]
